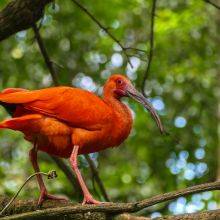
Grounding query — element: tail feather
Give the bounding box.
[0,114,42,131]
[0,88,28,115]
[0,88,40,131]
[0,124,5,128]
[1,88,28,95]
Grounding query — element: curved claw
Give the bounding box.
[82,196,102,205]
[38,188,69,206]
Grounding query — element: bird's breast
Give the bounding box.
[110,110,133,147]
[76,103,133,154]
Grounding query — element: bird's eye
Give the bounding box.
[116,79,123,85]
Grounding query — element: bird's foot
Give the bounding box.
[38,189,68,207]
[82,195,101,205]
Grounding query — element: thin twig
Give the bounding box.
[0,170,57,216]
[204,0,220,9]
[85,155,110,202]
[134,181,220,211]
[32,22,109,201]
[70,0,146,68]
[128,54,148,62]
[1,181,220,218]
[141,0,157,95]
[125,47,147,53]
[32,23,59,86]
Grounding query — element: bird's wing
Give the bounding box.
[0,87,113,130]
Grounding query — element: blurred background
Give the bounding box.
[0,0,219,218]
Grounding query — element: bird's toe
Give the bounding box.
[82,196,101,205]
[46,194,69,202]
[37,190,69,207]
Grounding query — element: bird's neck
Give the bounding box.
[103,90,133,132]
[103,90,133,146]
[103,89,126,114]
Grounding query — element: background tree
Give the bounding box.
[0,0,219,219]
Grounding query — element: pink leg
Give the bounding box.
[70,145,101,204]
[29,145,68,206]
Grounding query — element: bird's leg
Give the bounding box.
[29,143,68,206]
[70,145,101,205]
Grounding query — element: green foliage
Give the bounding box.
[0,0,219,216]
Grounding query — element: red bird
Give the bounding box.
[0,74,164,205]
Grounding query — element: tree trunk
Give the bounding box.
[0,0,52,41]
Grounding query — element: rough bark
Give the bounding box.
[0,198,219,220]
[217,9,220,182]
[217,89,220,181]
[115,211,220,220]
[0,181,220,219]
[0,0,52,41]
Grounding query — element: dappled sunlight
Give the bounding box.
[174,116,187,128]
[0,0,219,218]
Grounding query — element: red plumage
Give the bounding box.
[0,74,164,205]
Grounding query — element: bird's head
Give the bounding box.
[104,74,165,134]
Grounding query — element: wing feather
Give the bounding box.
[0,87,113,130]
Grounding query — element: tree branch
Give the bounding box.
[204,0,220,10]
[32,22,109,202]
[141,0,157,95]
[70,0,146,68]
[115,211,220,220]
[1,181,219,219]
[32,23,59,86]
[0,0,52,42]
[3,210,220,220]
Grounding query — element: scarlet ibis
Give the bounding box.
[0,74,164,205]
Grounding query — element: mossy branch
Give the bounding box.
[0,181,219,219]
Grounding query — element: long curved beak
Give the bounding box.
[126,84,165,134]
